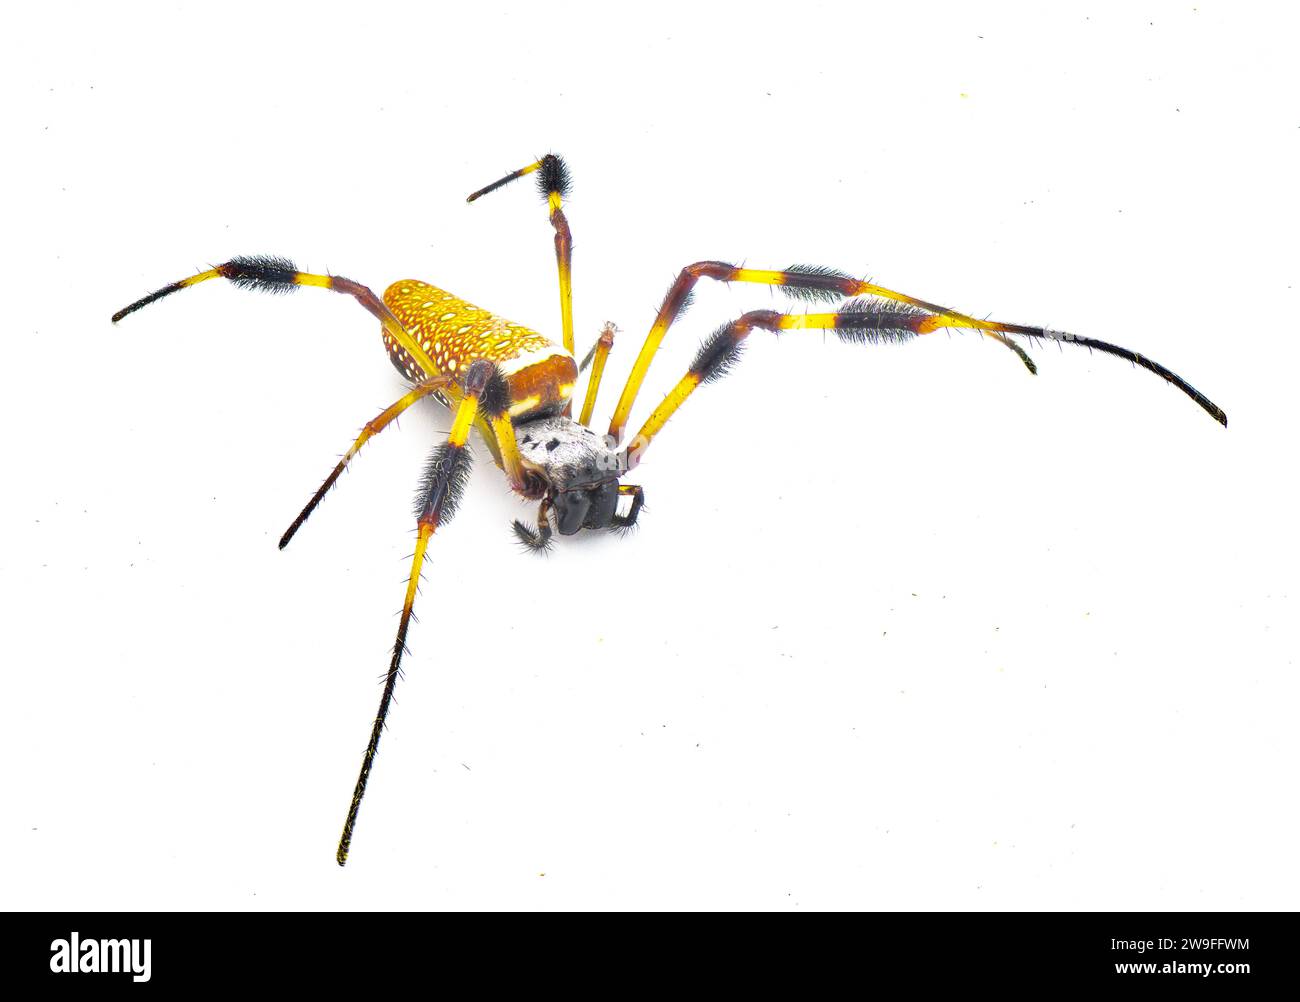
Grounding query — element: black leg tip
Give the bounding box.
[511,519,553,554]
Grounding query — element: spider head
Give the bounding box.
[551,477,621,534]
[515,416,634,535]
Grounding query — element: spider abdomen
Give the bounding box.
[382,279,577,419]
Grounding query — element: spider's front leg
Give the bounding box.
[607,262,1035,444]
[336,359,508,866]
[607,263,1226,447]
[622,302,1227,470]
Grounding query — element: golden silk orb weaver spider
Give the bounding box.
[112,154,1228,866]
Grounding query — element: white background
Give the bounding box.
[3,1,1296,911]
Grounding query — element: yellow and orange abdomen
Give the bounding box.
[382,280,576,419]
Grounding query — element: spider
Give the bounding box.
[112,154,1227,866]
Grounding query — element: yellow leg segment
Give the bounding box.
[467,155,576,356]
[578,322,616,427]
[609,262,1036,445]
[112,256,441,380]
[336,364,491,866]
[280,375,456,549]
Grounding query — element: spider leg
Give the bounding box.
[613,484,645,528]
[624,302,1227,469]
[279,376,455,549]
[336,360,496,867]
[467,154,576,357]
[115,258,533,529]
[578,322,617,427]
[112,255,440,380]
[609,262,1225,441]
[512,498,555,553]
[417,374,531,496]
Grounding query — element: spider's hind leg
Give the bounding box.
[112,256,441,379]
[279,375,454,549]
[281,367,526,550]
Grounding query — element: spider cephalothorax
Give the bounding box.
[513,416,640,545]
[111,152,1226,867]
